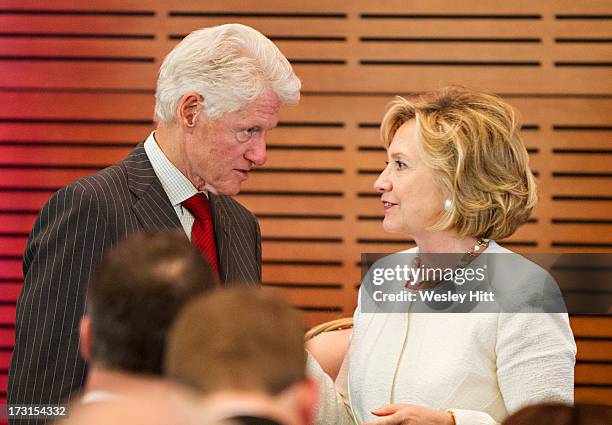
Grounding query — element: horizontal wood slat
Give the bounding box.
[0,238,26,256]
[549,225,612,242]
[0,259,21,279]
[2,94,610,133]
[263,286,343,309]
[576,339,612,362]
[263,264,347,284]
[575,386,612,405]
[259,219,344,238]
[0,214,36,233]
[0,16,157,34]
[0,306,16,326]
[263,242,344,262]
[0,284,21,304]
[3,92,611,124]
[0,351,11,370]
[2,64,610,93]
[0,39,161,58]
[575,363,612,385]
[0,62,158,89]
[0,330,15,348]
[570,316,612,337]
[3,0,607,14]
[358,0,611,14]
[0,192,54,212]
[2,151,611,178]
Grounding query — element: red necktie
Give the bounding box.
[181,193,219,273]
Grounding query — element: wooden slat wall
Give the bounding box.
[0,0,610,409]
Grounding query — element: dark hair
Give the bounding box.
[88,230,219,375]
[503,403,612,425]
[166,288,306,395]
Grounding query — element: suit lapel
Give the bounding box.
[209,195,261,286]
[124,143,182,231]
[209,194,232,283]
[122,143,248,284]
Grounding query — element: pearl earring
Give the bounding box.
[444,199,452,211]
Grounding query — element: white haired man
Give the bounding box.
[9,23,301,420]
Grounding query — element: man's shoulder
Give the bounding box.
[56,145,145,199]
[51,163,129,206]
[75,163,129,191]
[42,148,142,218]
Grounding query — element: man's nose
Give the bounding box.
[246,137,267,167]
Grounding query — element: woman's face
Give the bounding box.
[374,120,446,237]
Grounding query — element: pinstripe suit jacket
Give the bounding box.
[8,143,261,415]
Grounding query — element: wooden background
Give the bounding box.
[0,0,610,410]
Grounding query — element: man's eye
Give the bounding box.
[236,128,258,142]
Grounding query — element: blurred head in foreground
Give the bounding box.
[166,288,317,425]
[502,402,612,425]
[79,230,219,400]
[56,389,201,425]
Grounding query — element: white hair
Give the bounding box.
[154,24,301,123]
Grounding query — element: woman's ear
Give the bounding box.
[176,92,204,128]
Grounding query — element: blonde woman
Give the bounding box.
[309,87,576,425]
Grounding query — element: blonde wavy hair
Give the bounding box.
[380,86,537,240]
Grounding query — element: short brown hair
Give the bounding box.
[381,86,537,240]
[166,288,306,395]
[88,230,219,375]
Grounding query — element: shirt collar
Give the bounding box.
[143,131,207,206]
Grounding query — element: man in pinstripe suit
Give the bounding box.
[8,23,301,420]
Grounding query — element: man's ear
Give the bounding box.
[79,315,92,361]
[176,92,204,129]
[299,377,319,425]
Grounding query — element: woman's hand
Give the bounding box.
[364,404,455,425]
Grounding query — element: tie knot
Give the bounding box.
[182,193,212,220]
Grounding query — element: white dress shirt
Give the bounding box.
[143,131,207,239]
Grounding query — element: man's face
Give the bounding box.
[183,90,281,195]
